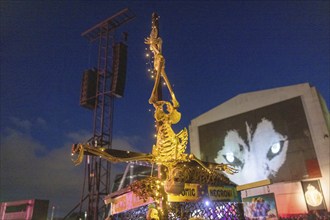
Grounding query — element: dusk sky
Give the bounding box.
[1,1,329,217]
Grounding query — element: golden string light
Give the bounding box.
[145,47,155,79]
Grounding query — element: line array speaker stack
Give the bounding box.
[80,69,97,109]
[111,42,128,98]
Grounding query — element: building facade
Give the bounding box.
[0,199,49,220]
[189,83,329,217]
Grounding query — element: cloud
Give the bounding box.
[0,123,84,217]
[9,116,33,131]
[7,116,48,134]
[36,117,47,127]
[0,117,145,217]
[65,130,91,143]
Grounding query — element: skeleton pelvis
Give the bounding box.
[164,178,184,195]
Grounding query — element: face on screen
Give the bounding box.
[214,118,289,185]
[198,97,319,185]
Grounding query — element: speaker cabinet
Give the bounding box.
[80,69,97,109]
[112,42,127,98]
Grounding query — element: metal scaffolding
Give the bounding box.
[66,8,135,220]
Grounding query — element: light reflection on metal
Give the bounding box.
[71,12,238,219]
[145,13,178,108]
[71,12,236,177]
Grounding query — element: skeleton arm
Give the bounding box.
[71,143,154,166]
[214,163,238,175]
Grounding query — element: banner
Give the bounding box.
[167,183,199,202]
[242,193,278,220]
[301,180,327,211]
[111,191,153,215]
[208,186,236,201]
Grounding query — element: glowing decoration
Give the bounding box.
[71,11,239,219]
[146,205,160,220]
[145,13,178,108]
[204,199,210,207]
[304,184,323,207]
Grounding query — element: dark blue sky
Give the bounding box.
[1,1,329,217]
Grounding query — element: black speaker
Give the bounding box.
[80,69,97,109]
[111,42,127,97]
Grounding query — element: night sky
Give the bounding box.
[1,1,329,217]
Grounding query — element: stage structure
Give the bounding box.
[72,13,244,219]
[65,8,135,220]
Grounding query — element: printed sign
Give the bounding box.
[301,180,327,211]
[242,193,278,219]
[208,186,236,201]
[168,183,199,202]
[111,191,153,215]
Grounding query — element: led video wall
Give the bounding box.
[198,97,320,185]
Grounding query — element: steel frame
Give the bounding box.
[80,8,135,219]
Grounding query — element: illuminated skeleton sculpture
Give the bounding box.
[71,12,237,219]
[145,13,178,108]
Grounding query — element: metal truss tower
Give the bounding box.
[78,8,135,219]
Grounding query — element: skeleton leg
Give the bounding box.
[149,54,179,108]
[160,67,179,108]
[149,68,162,104]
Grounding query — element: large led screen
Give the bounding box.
[198,97,320,185]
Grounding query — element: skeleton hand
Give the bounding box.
[145,37,152,45]
[215,163,238,175]
[71,144,84,166]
